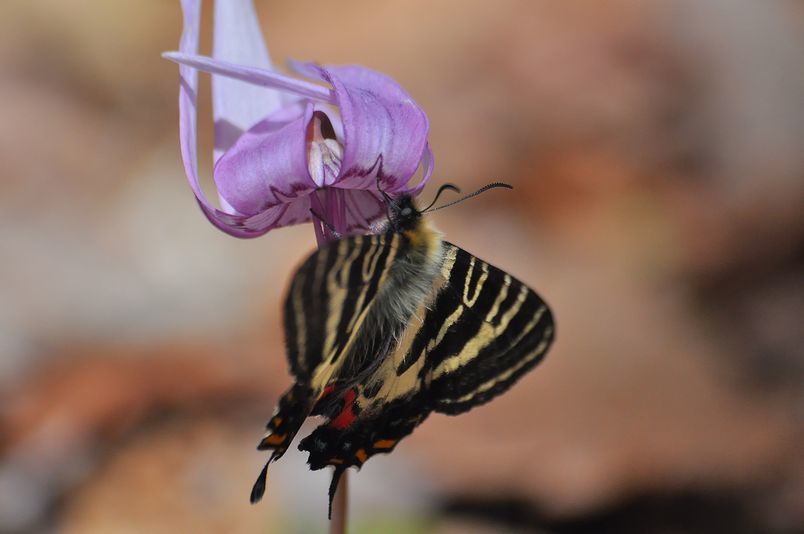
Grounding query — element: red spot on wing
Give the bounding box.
[330,389,358,430]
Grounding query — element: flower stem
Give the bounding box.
[329,470,348,534]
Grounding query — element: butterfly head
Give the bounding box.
[387,194,422,232]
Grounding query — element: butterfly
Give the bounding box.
[250,183,555,517]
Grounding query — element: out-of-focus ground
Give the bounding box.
[1,1,803,532]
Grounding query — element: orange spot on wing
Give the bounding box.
[373,439,396,449]
[262,433,287,446]
[355,449,368,463]
[329,458,344,465]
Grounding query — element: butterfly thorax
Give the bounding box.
[331,196,444,393]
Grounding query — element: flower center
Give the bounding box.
[307,111,343,187]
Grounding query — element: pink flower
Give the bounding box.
[164,0,433,244]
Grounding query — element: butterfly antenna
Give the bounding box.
[421,183,462,212]
[424,182,513,212]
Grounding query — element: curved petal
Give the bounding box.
[213,103,316,215]
[177,0,295,238]
[312,65,431,193]
[406,141,435,196]
[310,188,386,243]
[341,189,386,232]
[164,52,335,104]
[199,198,312,238]
[212,0,282,161]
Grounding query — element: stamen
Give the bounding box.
[307,112,344,186]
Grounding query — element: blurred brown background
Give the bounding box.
[1,1,802,533]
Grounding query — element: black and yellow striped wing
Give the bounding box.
[421,242,554,413]
[256,235,554,514]
[297,242,554,490]
[251,232,405,503]
[283,233,402,383]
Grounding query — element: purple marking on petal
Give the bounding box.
[163,52,336,104]
[212,0,282,162]
[213,103,317,215]
[311,65,431,194]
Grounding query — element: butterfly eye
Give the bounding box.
[401,207,412,216]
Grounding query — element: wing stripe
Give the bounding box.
[429,291,553,411]
[289,253,312,376]
[344,236,383,334]
[329,236,371,363]
[463,256,489,307]
[286,241,342,379]
[430,283,531,380]
[284,268,301,374]
[349,234,397,334]
[485,274,511,323]
[436,323,554,410]
[423,247,508,370]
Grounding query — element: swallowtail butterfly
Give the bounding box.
[250,185,555,517]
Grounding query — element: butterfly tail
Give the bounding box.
[251,382,314,503]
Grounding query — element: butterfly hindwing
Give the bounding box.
[298,390,431,518]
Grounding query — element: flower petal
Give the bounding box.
[340,189,387,232]
[409,141,435,195]
[212,0,282,161]
[310,188,386,243]
[311,65,431,193]
[163,52,336,104]
[176,0,290,238]
[213,103,316,216]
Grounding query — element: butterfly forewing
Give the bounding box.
[400,243,555,414]
[284,234,400,383]
[252,233,405,504]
